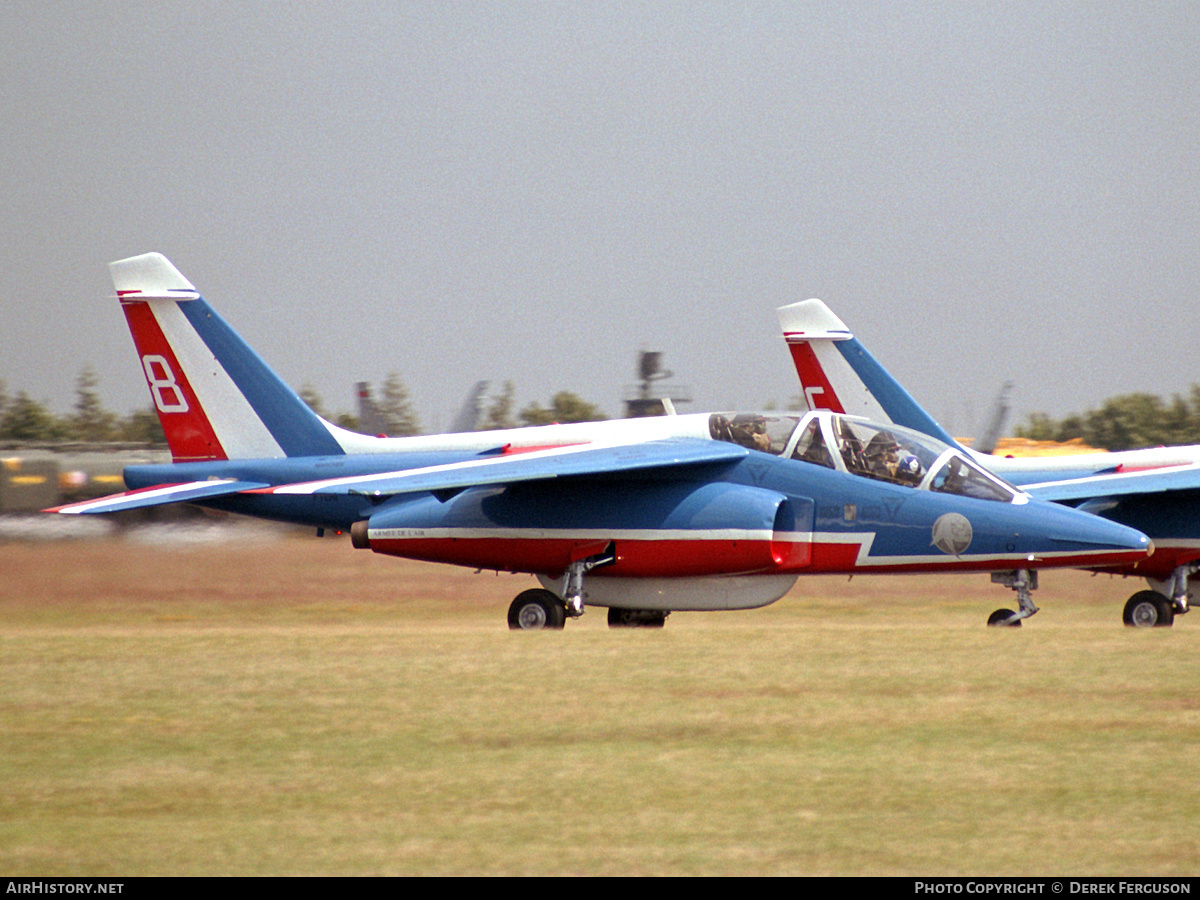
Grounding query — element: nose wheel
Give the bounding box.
[987,569,1039,628]
[987,608,1023,627]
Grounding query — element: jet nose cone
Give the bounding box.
[1043,510,1152,565]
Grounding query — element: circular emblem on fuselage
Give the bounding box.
[932,513,973,556]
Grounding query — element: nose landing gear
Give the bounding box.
[987,569,1039,628]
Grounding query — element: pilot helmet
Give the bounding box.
[898,454,923,479]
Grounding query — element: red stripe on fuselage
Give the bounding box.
[120,300,227,462]
[1113,461,1189,473]
[365,534,1147,578]
[369,536,791,577]
[1105,544,1200,580]
[501,443,588,455]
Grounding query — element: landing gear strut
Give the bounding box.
[507,544,617,630]
[1166,562,1198,615]
[560,545,617,618]
[987,569,1039,627]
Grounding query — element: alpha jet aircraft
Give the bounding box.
[49,253,1152,629]
[778,297,1198,628]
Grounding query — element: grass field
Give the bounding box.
[1,523,1197,875]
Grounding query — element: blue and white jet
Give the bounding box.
[779,297,1199,628]
[49,254,1152,629]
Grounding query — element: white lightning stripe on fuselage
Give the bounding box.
[145,299,285,459]
[369,526,792,543]
[265,441,643,495]
[305,412,717,458]
[1019,462,1200,493]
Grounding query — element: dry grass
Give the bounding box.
[1,523,1197,875]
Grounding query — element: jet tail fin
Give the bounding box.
[777,299,961,448]
[111,252,350,462]
[973,381,1013,455]
[449,380,490,434]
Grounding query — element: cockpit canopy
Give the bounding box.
[708,411,1024,504]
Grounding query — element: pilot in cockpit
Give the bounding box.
[895,453,924,485]
[793,419,835,468]
[728,415,771,452]
[863,430,902,480]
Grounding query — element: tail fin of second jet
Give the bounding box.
[776,298,960,448]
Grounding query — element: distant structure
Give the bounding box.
[357,379,488,436]
[1,442,169,514]
[960,381,1103,457]
[982,436,1106,458]
[623,351,691,418]
[972,381,1013,455]
[447,381,489,434]
[356,382,389,437]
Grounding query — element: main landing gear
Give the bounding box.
[607,607,668,628]
[507,589,566,630]
[1121,562,1198,628]
[987,569,1039,628]
[506,546,668,630]
[1122,591,1174,628]
[506,590,670,630]
[507,549,613,630]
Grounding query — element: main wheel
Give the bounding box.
[987,608,1021,627]
[1123,591,1175,628]
[607,607,667,628]
[508,589,566,630]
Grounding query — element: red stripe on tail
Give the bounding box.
[121,300,228,462]
[786,342,846,413]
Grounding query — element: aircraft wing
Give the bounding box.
[1025,463,1200,503]
[257,438,749,499]
[46,479,270,515]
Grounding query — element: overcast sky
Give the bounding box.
[3,1,1198,436]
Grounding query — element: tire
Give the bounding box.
[507,589,566,630]
[607,607,667,629]
[1123,591,1175,628]
[987,608,1021,627]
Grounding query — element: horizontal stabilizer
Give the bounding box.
[1025,463,1200,503]
[46,479,269,515]
[257,438,749,498]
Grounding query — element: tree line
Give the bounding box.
[0,368,607,444]
[299,376,607,435]
[0,368,165,443]
[1015,386,1200,451]
[11,366,1200,453]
